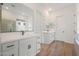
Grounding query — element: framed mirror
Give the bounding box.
[0,3,34,33]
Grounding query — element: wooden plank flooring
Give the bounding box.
[36,40,76,56]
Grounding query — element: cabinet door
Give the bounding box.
[32,38,37,56]
[36,37,41,54]
[2,49,18,56]
[74,40,79,56]
[19,39,28,56]
[27,38,37,56]
[19,37,37,56]
[49,33,55,43]
[2,40,19,56]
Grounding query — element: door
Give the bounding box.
[56,15,66,41]
[55,14,75,43]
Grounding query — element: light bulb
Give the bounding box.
[6,6,9,9]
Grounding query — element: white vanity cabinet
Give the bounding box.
[19,37,37,56]
[19,39,28,56]
[1,40,19,56]
[27,37,37,56]
[36,36,41,54]
[43,31,55,44]
[74,38,79,55]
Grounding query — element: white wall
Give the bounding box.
[77,4,79,34]
[44,4,76,25]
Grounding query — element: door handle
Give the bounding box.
[62,31,64,33]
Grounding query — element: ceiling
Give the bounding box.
[24,3,75,12]
[2,3,75,17]
[2,3,34,16]
[23,3,75,16]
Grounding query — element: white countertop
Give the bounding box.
[0,32,40,44]
[43,30,55,33]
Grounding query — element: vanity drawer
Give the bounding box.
[2,49,18,56]
[2,40,18,51]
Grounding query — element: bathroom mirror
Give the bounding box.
[45,22,56,31]
[0,3,34,33]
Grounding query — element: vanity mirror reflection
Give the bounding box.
[0,3,34,33]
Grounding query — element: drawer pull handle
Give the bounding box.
[7,45,14,48]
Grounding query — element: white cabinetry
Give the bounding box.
[0,33,41,56]
[2,40,19,56]
[74,38,79,55]
[27,37,37,56]
[19,37,38,56]
[19,39,28,56]
[42,31,55,44]
[36,36,41,54]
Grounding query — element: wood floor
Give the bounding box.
[36,40,76,56]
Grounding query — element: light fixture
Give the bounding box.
[44,8,52,17]
[48,8,53,15]
[48,8,52,12]
[44,10,49,17]
[5,6,9,9]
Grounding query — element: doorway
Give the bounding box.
[55,14,76,43]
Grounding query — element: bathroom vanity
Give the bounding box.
[42,30,55,44]
[0,3,42,56]
[74,34,79,55]
[0,32,41,56]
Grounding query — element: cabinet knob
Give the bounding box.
[28,44,31,49]
[11,54,14,56]
[62,31,64,33]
